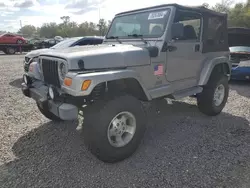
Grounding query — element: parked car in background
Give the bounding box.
[230,46,250,80]
[228,27,250,81]
[0,33,26,44]
[24,36,104,72]
[34,38,64,49]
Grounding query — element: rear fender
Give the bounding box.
[198,56,230,85]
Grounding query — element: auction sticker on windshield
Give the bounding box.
[148,11,167,20]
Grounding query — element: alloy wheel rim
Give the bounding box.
[107,111,136,148]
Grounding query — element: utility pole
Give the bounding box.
[19,20,23,36]
[99,7,100,20]
[20,20,22,28]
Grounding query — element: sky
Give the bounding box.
[0,0,247,32]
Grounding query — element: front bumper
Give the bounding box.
[22,83,78,120]
[231,66,250,81]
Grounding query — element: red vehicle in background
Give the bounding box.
[0,33,33,54]
[0,33,27,44]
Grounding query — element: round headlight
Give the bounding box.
[59,62,67,80]
[48,86,54,99]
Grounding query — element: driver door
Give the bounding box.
[166,10,203,86]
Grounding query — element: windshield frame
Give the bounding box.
[106,7,171,39]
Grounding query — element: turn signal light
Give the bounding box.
[81,80,91,91]
[64,77,72,86]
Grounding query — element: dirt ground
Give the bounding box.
[0,54,250,188]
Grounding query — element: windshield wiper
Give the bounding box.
[106,36,122,44]
[128,34,147,44]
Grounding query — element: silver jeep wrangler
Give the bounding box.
[22,4,231,163]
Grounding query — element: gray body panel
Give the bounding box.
[39,44,151,70]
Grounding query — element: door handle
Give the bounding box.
[195,44,200,52]
[167,45,177,52]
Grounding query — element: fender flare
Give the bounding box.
[63,69,152,100]
[198,56,230,86]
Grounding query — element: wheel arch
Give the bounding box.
[198,57,231,86]
[91,78,150,101]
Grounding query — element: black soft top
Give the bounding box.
[116,3,227,17]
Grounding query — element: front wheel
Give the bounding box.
[83,95,146,163]
[197,72,229,116]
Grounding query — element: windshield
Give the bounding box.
[230,46,250,53]
[50,37,82,49]
[106,9,170,38]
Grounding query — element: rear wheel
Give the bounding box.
[7,47,16,55]
[197,71,229,116]
[83,94,146,163]
[37,103,63,121]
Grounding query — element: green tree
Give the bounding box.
[18,25,36,37]
[97,19,109,36]
[202,3,209,8]
[212,0,233,13]
[40,22,58,38]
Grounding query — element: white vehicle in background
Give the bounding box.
[23,36,104,72]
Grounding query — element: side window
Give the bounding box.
[76,39,93,46]
[207,16,224,42]
[174,10,201,41]
[93,39,103,45]
[201,15,227,53]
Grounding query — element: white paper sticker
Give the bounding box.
[148,11,167,20]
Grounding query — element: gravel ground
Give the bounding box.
[0,54,250,188]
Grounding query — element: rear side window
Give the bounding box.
[202,14,228,53]
[207,17,224,41]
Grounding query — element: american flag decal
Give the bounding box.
[154,64,163,75]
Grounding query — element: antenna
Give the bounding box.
[20,20,22,28]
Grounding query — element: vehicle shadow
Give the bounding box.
[9,78,23,89]
[1,100,250,188]
[230,80,250,98]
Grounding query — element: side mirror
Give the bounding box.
[171,23,184,40]
[145,46,159,58]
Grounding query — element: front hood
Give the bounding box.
[230,46,250,67]
[26,48,52,58]
[39,44,151,70]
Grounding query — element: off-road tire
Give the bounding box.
[197,72,229,116]
[82,94,146,163]
[37,102,63,121]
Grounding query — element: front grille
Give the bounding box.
[42,59,61,88]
